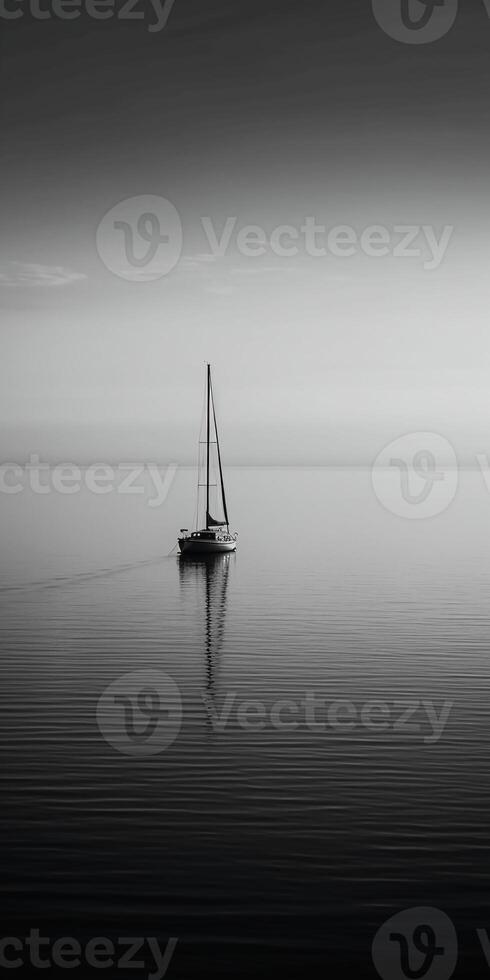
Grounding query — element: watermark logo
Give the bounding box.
[95,202,454,281]
[372,432,458,520]
[372,0,458,44]
[372,907,458,980]
[97,670,182,756]
[96,196,183,281]
[97,679,453,753]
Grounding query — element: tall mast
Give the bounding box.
[210,372,230,531]
[206,364,211,529]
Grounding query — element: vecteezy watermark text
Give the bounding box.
[95,195,455,281]
[0,0,177,33]
[0,930,178,978]
[0,457,177,509]
[200,218,453,270]
[96,670,454,757]
[202,692,453,745]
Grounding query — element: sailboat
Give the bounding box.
[178,365,238,557]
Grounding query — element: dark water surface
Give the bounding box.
[2,468,490,977]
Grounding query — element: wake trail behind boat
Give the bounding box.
[0,555,174,596]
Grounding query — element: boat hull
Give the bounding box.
[179,537,237,556]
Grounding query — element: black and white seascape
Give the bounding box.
[2,3,490,978]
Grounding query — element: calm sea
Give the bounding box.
[1,467,490,977]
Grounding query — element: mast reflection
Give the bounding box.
[178,554,232,703]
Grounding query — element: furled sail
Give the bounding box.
[209,372,230,529]
[206,513,226,528]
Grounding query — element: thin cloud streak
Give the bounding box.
[0,263,87,288]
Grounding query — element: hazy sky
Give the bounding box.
[2,0,490,463]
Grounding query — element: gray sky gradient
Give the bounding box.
[2,0,490,463]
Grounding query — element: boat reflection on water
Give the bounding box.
[178,554,232,706]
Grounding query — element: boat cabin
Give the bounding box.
[182,529,236,544]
